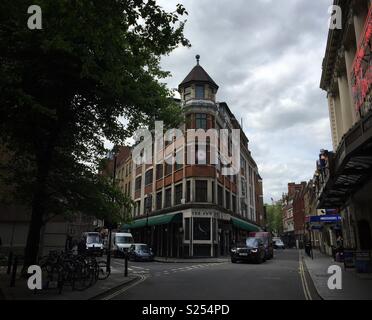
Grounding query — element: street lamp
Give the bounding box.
[145,208,150,245]
[106,147,118,273]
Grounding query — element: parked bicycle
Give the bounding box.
[38,250,110,294]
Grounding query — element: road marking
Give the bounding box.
[298,252,312,301]
[101,275,148,300]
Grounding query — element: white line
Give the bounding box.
[101,275,148,300]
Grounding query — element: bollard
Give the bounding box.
[124,255,128,277]
[10,256,18,287]
[7,251,13,275]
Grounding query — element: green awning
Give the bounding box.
[122,213,182,230]
[231,217,261,232]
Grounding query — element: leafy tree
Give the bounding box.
[0,0,190,267]
[265,202,283,236]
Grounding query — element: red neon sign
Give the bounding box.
[351,6,372,112]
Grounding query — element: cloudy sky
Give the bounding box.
[158,0,334,203]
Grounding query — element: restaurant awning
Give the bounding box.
[122,212,182,230]
[231,217,261,232]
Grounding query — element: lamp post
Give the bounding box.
[145,209,149,245]
[106,148,118,273]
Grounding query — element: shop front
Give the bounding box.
[182,209,230,258]
[309,214,342,256]
[123,209,262,258]
[122,212,183,258]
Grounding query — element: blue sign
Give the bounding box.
[310,215,341,223]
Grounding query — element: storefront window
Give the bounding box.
[185,218,190,241]
[193,218,211,241]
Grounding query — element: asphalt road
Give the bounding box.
[107,249,319,300]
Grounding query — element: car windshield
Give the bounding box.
[136,245,150,252]
[116,236,133,244]
[245,238,258,247]
[276,240,284,245]
[86,234,101,244]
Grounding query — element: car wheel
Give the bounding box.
[231,258,237,263]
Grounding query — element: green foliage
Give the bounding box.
[265,203,283,236]
[0,1,190,235]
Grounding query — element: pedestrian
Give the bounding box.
[336,235,344,248]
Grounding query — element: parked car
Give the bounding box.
[82,232,104,256]
[128,244,154,262]
[112,232,134,257]
[230,238,266,264]
[249,232,274,260]
[273,239,285,249]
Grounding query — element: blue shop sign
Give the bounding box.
[310,215,342,223]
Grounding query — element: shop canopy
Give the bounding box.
[122,212,182,230]
[231,217,261,232]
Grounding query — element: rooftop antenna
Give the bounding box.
[196,54,200,65]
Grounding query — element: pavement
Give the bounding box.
[302,249,372,300]
[0,263,138,300]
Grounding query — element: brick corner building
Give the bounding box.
[114,56,265,258]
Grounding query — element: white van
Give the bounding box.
[82,232,104,256]
[112,232,134,257]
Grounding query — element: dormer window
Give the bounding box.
[195,85,205,99]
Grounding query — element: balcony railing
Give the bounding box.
[315,108,372,208]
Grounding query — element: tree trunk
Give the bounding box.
[23,142,55,270]
[23,185,46,269]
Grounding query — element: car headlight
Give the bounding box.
[231,248,237,253]
[251,249,258,253]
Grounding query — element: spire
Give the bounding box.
[178,56,219,90]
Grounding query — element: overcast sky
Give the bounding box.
[158,0,334,203]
